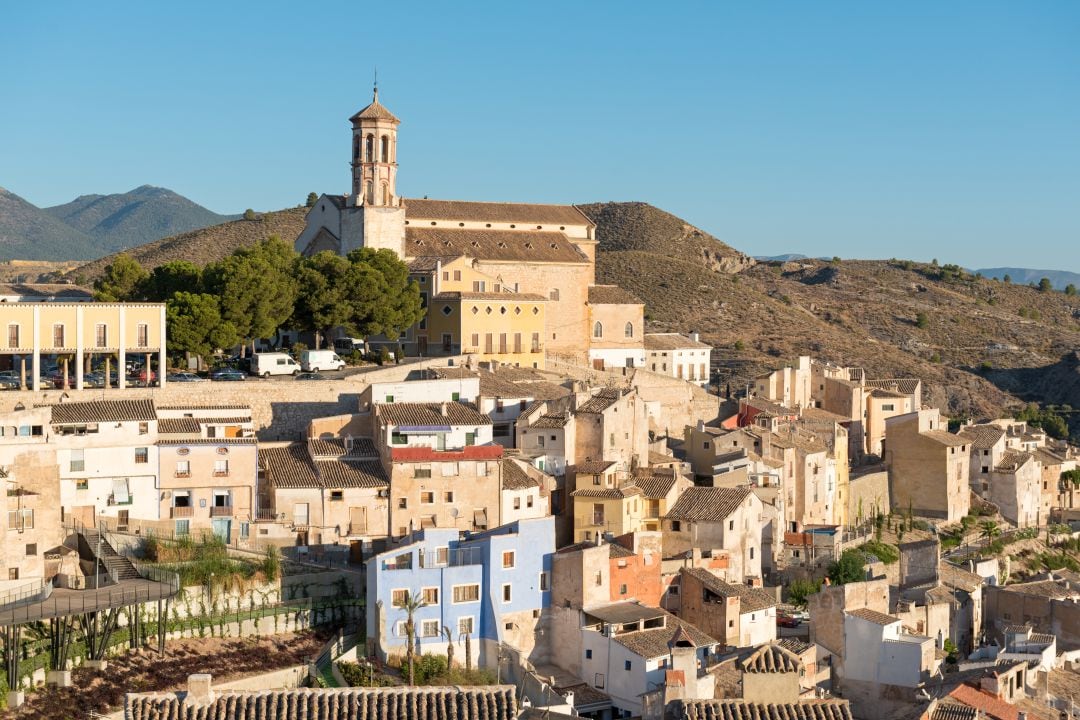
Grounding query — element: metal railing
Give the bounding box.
[210,505,234,517]
[0,578,52,609]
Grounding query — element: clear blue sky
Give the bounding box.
[2,1,1078,269]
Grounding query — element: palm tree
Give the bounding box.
[395,590,426,685]
[442,625,455,670]
[460,630,472,671]
[980,520,1000,544]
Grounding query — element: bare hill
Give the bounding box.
[71,208,308,280]
[578,201,755,274]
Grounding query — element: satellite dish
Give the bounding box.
[449,508,460,518]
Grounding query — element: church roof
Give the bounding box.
[405,198,593,227]
[405,227,589,264]
[349,90,400,123]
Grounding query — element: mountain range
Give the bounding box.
[0,185,236,261]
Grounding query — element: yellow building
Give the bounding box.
[411,256,547,368]
[0,302,166,390]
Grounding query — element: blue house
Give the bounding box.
[367,516,555,668]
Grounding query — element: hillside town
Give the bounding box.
[0,92,1078,720]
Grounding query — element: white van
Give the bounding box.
[300,350,346,372]
[251,352,300,377]
[333,337,366,354]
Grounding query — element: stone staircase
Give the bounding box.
[81,528,141,582]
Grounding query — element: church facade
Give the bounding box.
[295,89,644,369]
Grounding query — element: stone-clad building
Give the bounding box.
[295,87,646,367]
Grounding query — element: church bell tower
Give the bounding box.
[350,84,401,208]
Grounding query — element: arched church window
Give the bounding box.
[365,181,373,205]
[625,322,634,338]
[593,322,603,339]
[381,135,389,162]
[381,183,390,205]
[365,134,374,162]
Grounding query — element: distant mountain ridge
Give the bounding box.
[975,267,1080,291]
[0,185,236,261]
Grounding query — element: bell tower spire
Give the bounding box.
[349,80,401,208]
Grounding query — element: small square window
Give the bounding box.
[441,305,453,316]
[25,544,36,556]
[330,490,343,501]
[625,660,632,671]
[585,649,593,659]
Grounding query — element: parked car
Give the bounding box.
[0,376,21,390]
[251,352,300,377]
[776,614,801,628]
[299,350,346,373]
[210,369,246,382]
[294,372,328,381]
[167,372,207,382]
[83,372,107,388]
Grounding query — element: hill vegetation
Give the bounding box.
[59,197,1080,423]
[0,185,237,262]
[44,185,236,255]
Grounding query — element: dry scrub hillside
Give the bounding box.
[70,208,308,281]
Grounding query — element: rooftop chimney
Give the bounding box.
[186,674,214,705]
[440,402,448,417]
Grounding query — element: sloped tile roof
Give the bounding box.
[501,459,539,490]
[846,608,899,626]
[946,684,1022,720]
[558,541,635,559]
[158,417,201,435]
[349,93,400,123]
[587,284,643,305]
[570,485,642,499]
[568,461,616,474]
[671,699,854,720]
[631,468,679,499]
[432,291,548,302]
[309,437,378,459]
[612,615,717,659]
[680,567,777,613]
[0,283,92,299]
[742,643,803,673]
[994,450,1033,473]
[776,637,813,656]
[261,443,319,489]
[405,198,592,226]
[576,388,623,414]
[377,401,491,427]
[923,429,969,447]
[406,227,589,264]
[157,438,257,446]
[959,424,1006,449]
[126,685,517,720]
[531,413,570,429]
[940,562,984,593]
[930,704,979,720]
[49,398,156,424]
[643,333,711,351]
[865,378,921,395]
[665,486,752,522]
[315,459,388,489]
[407,256,443,272]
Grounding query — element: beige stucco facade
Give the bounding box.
[0,302,166,391]
[885,410,970,522]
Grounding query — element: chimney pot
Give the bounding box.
[186,674,213,704]
[440,402,448,416]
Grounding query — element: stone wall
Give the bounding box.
[0,359,460,441]
[847,469,890,525]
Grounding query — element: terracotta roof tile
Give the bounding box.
[570,485,642,499]
[377,401,490,427]
[994,450,1033,473]
[308,437,378,459]
[432,291,548,302]
[672,700,854,720]
[576,388,623,414]
[530,413,570,429]
[846,607,899,625]
[742,643,803,673]
[126,685,518,720]
[923,429,969,447]
[48,399,156,424]
[612,615,717,659]
[680,567,777,613]
[261,443,319,489]
[665,486,752,522]
[959,424,1007,450]
[946,683,1021,720]
[643,333,711,351]
[587,284,643,305]
[406,227,588,264]
[865,378,921,395]
[349,93,400,123]
[501,459,539,491]
[315,459,388,489]
[158,417,200,435]
[405,198,592,226]
[631,468,679,499]
[568,461,616,474]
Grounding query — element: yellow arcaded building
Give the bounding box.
[295,86,645,370]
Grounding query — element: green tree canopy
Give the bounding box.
[344,248,424,341]
[306,192,319,208]
[204,236,299,353]
[166,292,240,362]
[1038,277,1053,292]
[827,549,867,586]
[139,260,203,302]
[1066,283,1077,296]
[292,251,356,349]
[93,253,148,302]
